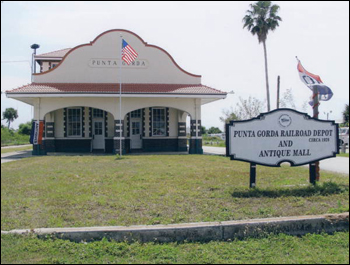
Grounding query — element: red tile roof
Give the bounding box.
[6,83,227,95]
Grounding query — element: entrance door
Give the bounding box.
[131,120,142,149]
[92,109,105,151]
[93,120,105,150]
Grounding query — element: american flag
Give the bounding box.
[122,39,138,65]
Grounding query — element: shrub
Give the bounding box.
[1,127,30,146]
[18,122,32,135]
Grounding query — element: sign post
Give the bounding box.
[226,109,339,187]
[309,162,317,185]
[250,163,257,188]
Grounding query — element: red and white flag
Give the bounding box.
[297,58,333,105]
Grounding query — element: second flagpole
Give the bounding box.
[313,86,320,181]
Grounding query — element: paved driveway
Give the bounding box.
[1,144,32,149]
[318,157,349,174]
[1,150,33,164]
[203,146,349,175]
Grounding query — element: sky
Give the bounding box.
[1,1,349,130]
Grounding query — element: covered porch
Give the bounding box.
[6,83,226,155]
[9,95,210,155]
[40,105,201,155]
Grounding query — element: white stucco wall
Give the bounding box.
[55,109,64,138]
[144,108,150,137]
[107,112,114,138]
[33,30,201,85]
[36,96,199,121]
[169,108,178,137]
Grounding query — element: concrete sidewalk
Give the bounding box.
[203,146,349,175]
[1,144,32,149]
[2,213,348,243]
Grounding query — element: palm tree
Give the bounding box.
[243,1,282,111]
[2,108,18,129]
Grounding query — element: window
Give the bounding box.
[94,121,103,135]
[49,62,58,70]
[152,108,166,136]
[93,109,104,118]
[131,109,142,118]
[67,108,82,137]
[132,122,140,135]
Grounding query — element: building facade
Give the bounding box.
[6,29,226,155]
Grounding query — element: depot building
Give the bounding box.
[6,29,227,155]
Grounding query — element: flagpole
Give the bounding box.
[296,56,319,183]
[312,86,320,181]
[119,34,123,157]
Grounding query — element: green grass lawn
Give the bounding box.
[1,232,349,264]
[337,153,349,158]
[1,155,348,231]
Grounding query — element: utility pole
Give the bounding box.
[276,75,280,109]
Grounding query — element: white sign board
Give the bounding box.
[226,109,339,167]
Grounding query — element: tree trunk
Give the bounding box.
[263,40,271,111]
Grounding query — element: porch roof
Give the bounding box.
[6,83,227,96]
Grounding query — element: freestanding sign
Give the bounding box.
[226,109,339,187]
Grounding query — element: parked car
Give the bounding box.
[207,133,226,141]
[339,127,349,146]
